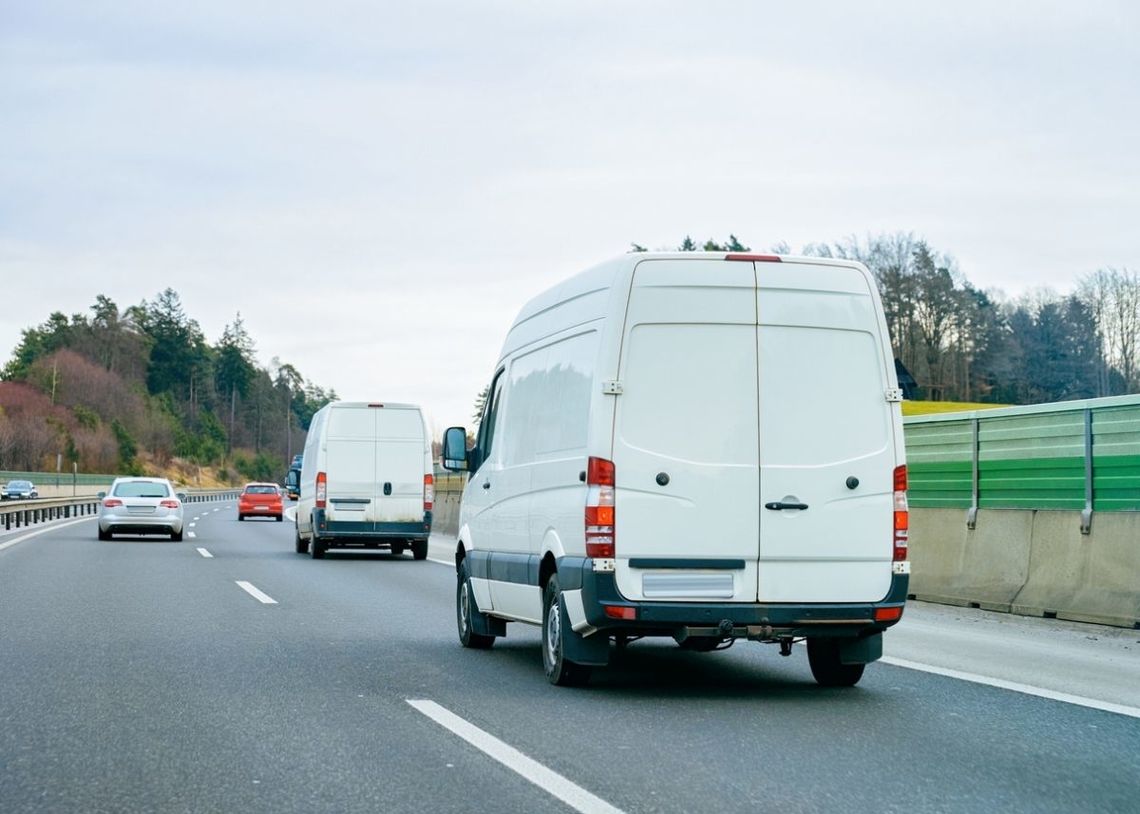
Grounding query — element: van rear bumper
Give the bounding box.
[312,508,431,541]
[559,557,908,639]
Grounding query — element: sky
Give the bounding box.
[2,1,1138,432]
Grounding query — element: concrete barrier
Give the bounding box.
[1011,512,1140,628]
[911,507,1139,629]
[909,508,1033,612]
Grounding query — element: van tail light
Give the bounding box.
[585,456,615,558]
[893,465,908,562]
[102,498,123,508]
[316,471,327,509]
[423,474,434,512]
[159,499,180,509]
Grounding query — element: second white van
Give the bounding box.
[441,251,909,686]
[296,401,434,560]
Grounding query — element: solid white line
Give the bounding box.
[196,547,213,558]
[407,699,624,814]
[0,516,95,552]
[235,581,277,605]
[881,656,1140,719]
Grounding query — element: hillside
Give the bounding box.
[0,290,335,484]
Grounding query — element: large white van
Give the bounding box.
[296,401,434,560]
[441,252,909,686]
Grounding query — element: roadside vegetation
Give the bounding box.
[0,290,335,481]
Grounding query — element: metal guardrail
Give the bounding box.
[0,490,239,533]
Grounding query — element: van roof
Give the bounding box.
[512,251,872,328]
[323,401,421,411]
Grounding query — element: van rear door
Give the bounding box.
[755,262,896,603]
[374,407,427,525]
[611,258,761,603]
[325,406,378,521]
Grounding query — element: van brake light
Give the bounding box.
[424,474,434,512]
[316,471,327,509]
[893,465,908,562]
[585,456,615,558]
[725,253,782,262]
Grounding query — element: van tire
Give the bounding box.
[807,637,866,687]
[310,533,326,559]
[294,526,308,554]
[457,560,494,649]
[411,540,428,560]
[542,575,592,687]
[391,543,406,556]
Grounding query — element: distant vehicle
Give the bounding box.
[1,480,38,500]
[284,468,300,500]
[98,477,185,541]
[295,401,433,560]
[441,251,909,686]
[238,482,284,521]
[290,454,303,469]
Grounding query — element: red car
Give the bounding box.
[238,482,284,521]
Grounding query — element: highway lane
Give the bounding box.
[2,510,1138,814]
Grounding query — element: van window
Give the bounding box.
[503,331,597,465]
[377,408,424,439]
[474,370,506,469]
[328,407,375,438]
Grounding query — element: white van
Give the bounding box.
[296,401,434,560]
[441,252,909,686]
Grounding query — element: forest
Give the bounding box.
[0,289,335,479]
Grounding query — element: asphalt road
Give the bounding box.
[1,503,1138,814]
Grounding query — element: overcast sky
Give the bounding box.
[2,1,1138,431]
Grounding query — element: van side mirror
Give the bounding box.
[441,426,469,471]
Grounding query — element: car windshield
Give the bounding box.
[8,481,32,489]
[244,485,278,495]
[113,481,171,498]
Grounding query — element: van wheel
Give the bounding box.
[294,526,308,554]
[411,540,428,561]
[457,560,494,649]
[807,638,866,687]
[542,575,591,687]
[391,543,406,556]
[310,535,326,559]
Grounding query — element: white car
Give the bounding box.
[98,477,186,541]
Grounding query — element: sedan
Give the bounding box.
[2,480,39,500]
[98,477,185,541]
[238,482,283,521]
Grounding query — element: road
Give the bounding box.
[1,502,1138,814]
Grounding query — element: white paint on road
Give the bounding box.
[881,656,1140,719]
[0,516,95,552]
[428,556,451,566]
[188,522,196,528]
[284,506,296,522]
[407,699,625,814]
[196,547,213,558]
[188,531,197,539]
[235,581,278,605]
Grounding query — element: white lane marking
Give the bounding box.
[188,522,196,528]
[235,581,278,604]
[197,547,213,558]
[407,699,624,814]
[881,656,1140,719]
[192,516,200,521]
[428,556,451,566]
[188,531,197,539]
[0,516,95,552]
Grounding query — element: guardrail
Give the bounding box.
[0,490,239,533]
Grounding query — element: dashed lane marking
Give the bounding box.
[197,547,213,558]
[235,581,277,605]
[407,699,624,814]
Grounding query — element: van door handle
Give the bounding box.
[383,482,392,496]
[765,501,809,511]
[482,481,491,490]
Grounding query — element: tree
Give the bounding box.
[215,313,257,452]
[679,236,697,251]
[472,384,490,426]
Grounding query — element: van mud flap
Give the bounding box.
[837,632,883,665]
[561,602,610,667]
